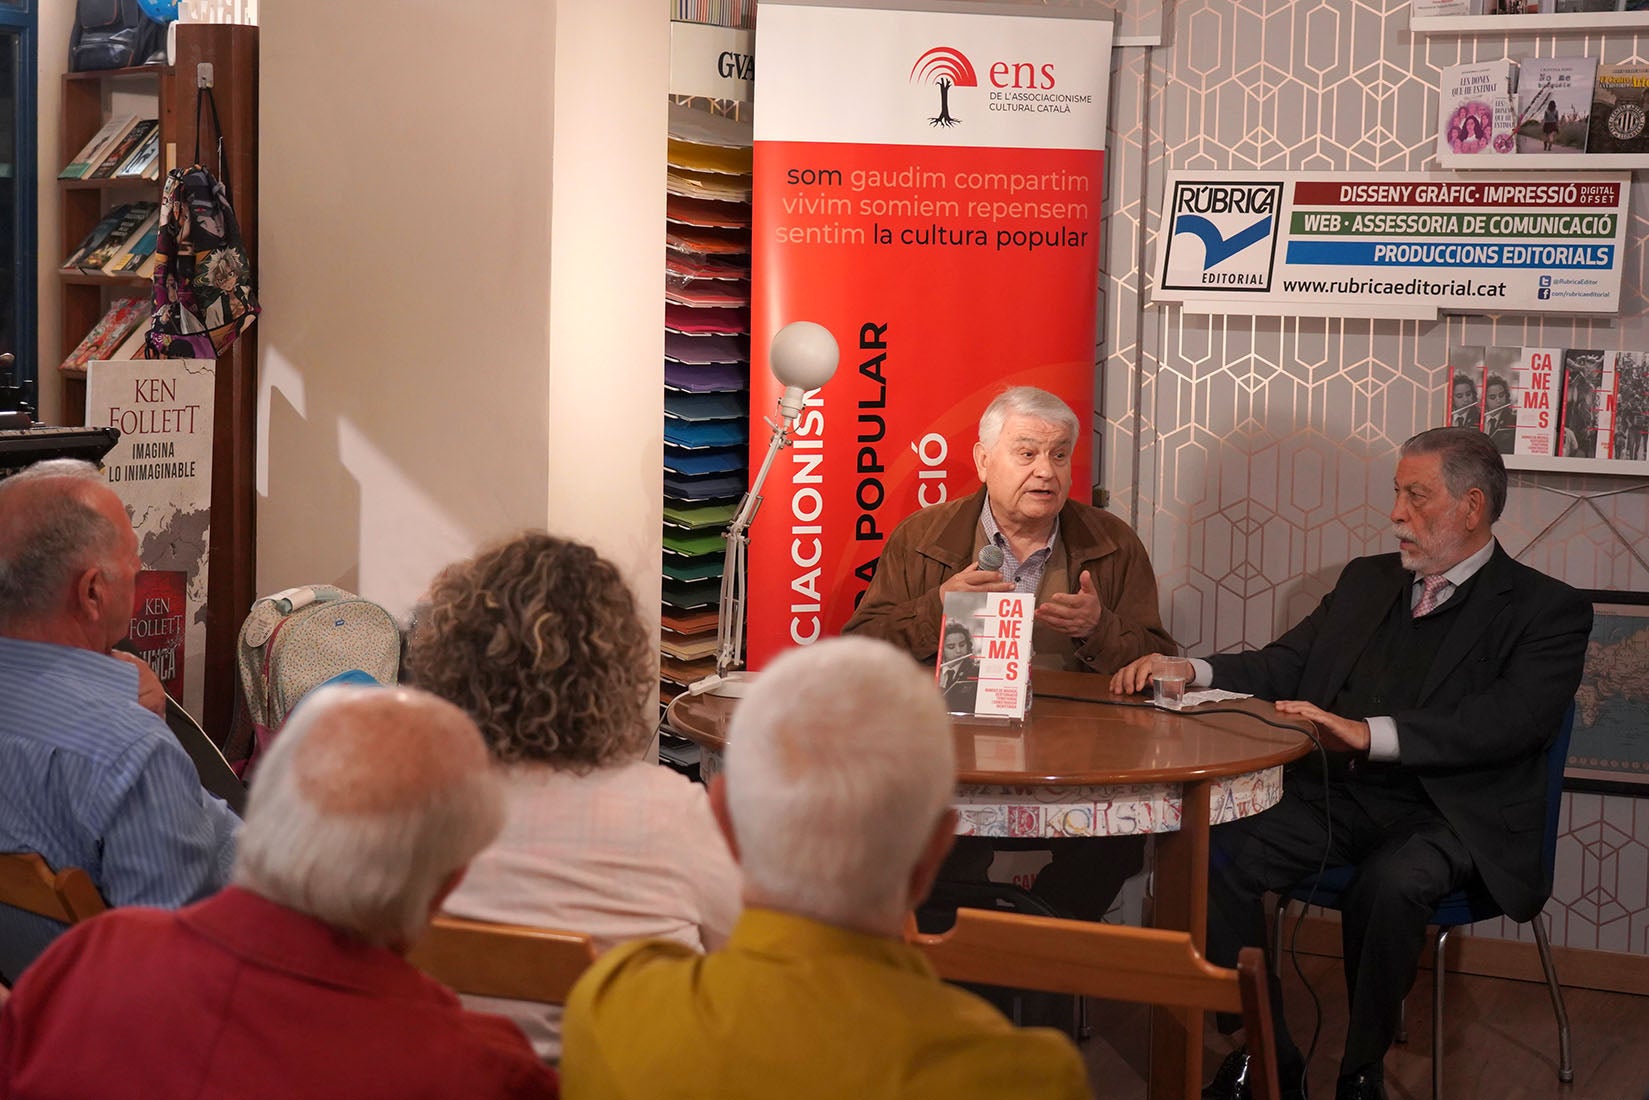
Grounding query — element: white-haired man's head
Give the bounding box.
[232,684,504,952]
[714,637,956,937]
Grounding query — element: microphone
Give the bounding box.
[976,544,1004,572]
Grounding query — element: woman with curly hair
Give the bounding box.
[406,530,740,1060]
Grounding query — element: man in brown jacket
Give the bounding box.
[843,386,1176,920]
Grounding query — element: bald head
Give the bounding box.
[0,461,136,648]
[233,685,504,950]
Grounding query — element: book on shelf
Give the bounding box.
[1587,62,1649,154]
[1609,352,1649,459]
[936,591,1032,720]
[1447,347,1486,429]
[104,211,161,275]
[1517,56,1598,154]
[59,298,151,374]
[1438,60,1518,157]
[86,119,157,181]
[1557,348,1608,457]
[1481,346,1522,454]
[58,113,139,180]
[75,201,158,274]
[1412,0,1480,13]
[113,127,162,180]
[60,203,137,271]
[1552,0,1622,10]
[1487,0,1541,11]
[1508,347,1562,456]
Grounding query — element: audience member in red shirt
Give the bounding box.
[0,683,558,1100]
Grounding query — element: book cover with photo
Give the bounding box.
[1587,62,1649,154]
[1557,348,1607,457]
[1517,56,1598,154]
[1510,347,1563,456]
[937,590,1032,720]
[1609,351,1649,460]
[1437,60,1518,157]
[1447,347,1487,429]
[1552,0,1619,10]
[1481,346,1522,454]
[1487,0,1540,11]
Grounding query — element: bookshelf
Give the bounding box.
[1505,452,1649,473]
[1439,152,1649,167]
[54,22,259,741]
[1413,12,1649,33]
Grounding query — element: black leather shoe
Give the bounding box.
[1202,1051,1253,1100]
[1334,1069,1386,1100]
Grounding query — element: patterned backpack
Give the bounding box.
[234,586,401,773]
[143,86,259,359]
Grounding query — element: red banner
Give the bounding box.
[746,2,1113,666]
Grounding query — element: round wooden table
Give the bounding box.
[666,668,1315,1100]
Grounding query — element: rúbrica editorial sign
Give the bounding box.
[1152,171,1630,316]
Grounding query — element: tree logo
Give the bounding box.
[910,46,977,128]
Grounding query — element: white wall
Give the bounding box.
[257,2,666,639]
[35,0,72,425]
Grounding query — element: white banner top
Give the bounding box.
[1152,170,1632,318]
[754,0,1113,151]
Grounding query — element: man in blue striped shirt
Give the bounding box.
[0,460,238,981]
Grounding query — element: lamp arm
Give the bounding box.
[713,412,796,677]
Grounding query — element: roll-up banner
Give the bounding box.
[746,0,1112,666]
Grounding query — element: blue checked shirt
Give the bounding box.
[0,637,239,980]
[980,501,1059,594]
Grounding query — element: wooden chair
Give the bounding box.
[912,908,1281,1100]
[0,852,107,923]
[406,915,598,1003]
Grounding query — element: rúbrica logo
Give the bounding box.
[1160,181,1284,292]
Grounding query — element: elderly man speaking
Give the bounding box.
[844,386,1176,922]
[844,385,1174,675]
[0,685,559,1100]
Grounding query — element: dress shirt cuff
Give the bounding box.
[1188,658,1214,688]
[1366,716,1399,761]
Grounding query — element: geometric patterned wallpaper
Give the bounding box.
[1091,0,1649,954]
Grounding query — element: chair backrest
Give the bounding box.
[406,915,598,1004]
[0,852,107,923]
[1541,701,1577,894]
[912,908,1281,1100]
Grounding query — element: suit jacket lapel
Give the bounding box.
[1418,543,1515,704]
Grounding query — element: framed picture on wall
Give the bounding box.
[1565,590,1649,794]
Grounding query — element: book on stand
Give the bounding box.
[1587,62,1649,154]
[1510,347,1562,456]
[1517,57,1598,154]
[1437,61,1518,158]
[1611,352,1649,460]
[1482,346,1524,454]
[1447,347,1486,429]
[58,113,138,180]
[1557,348,1607,457]
[937,591,1032,721]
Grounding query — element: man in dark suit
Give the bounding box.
[1112,428,1590,1100]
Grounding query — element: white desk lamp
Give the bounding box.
[689,320,840,697]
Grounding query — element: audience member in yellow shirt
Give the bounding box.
[560,636,1088,1100]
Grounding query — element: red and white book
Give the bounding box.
[937,591,1032,720]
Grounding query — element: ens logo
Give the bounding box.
[1160,181,1285,293]
[910,47,1059,128]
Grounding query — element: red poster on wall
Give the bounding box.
[745,0,1113,667]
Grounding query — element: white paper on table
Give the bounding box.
[1183,689,1253,705]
